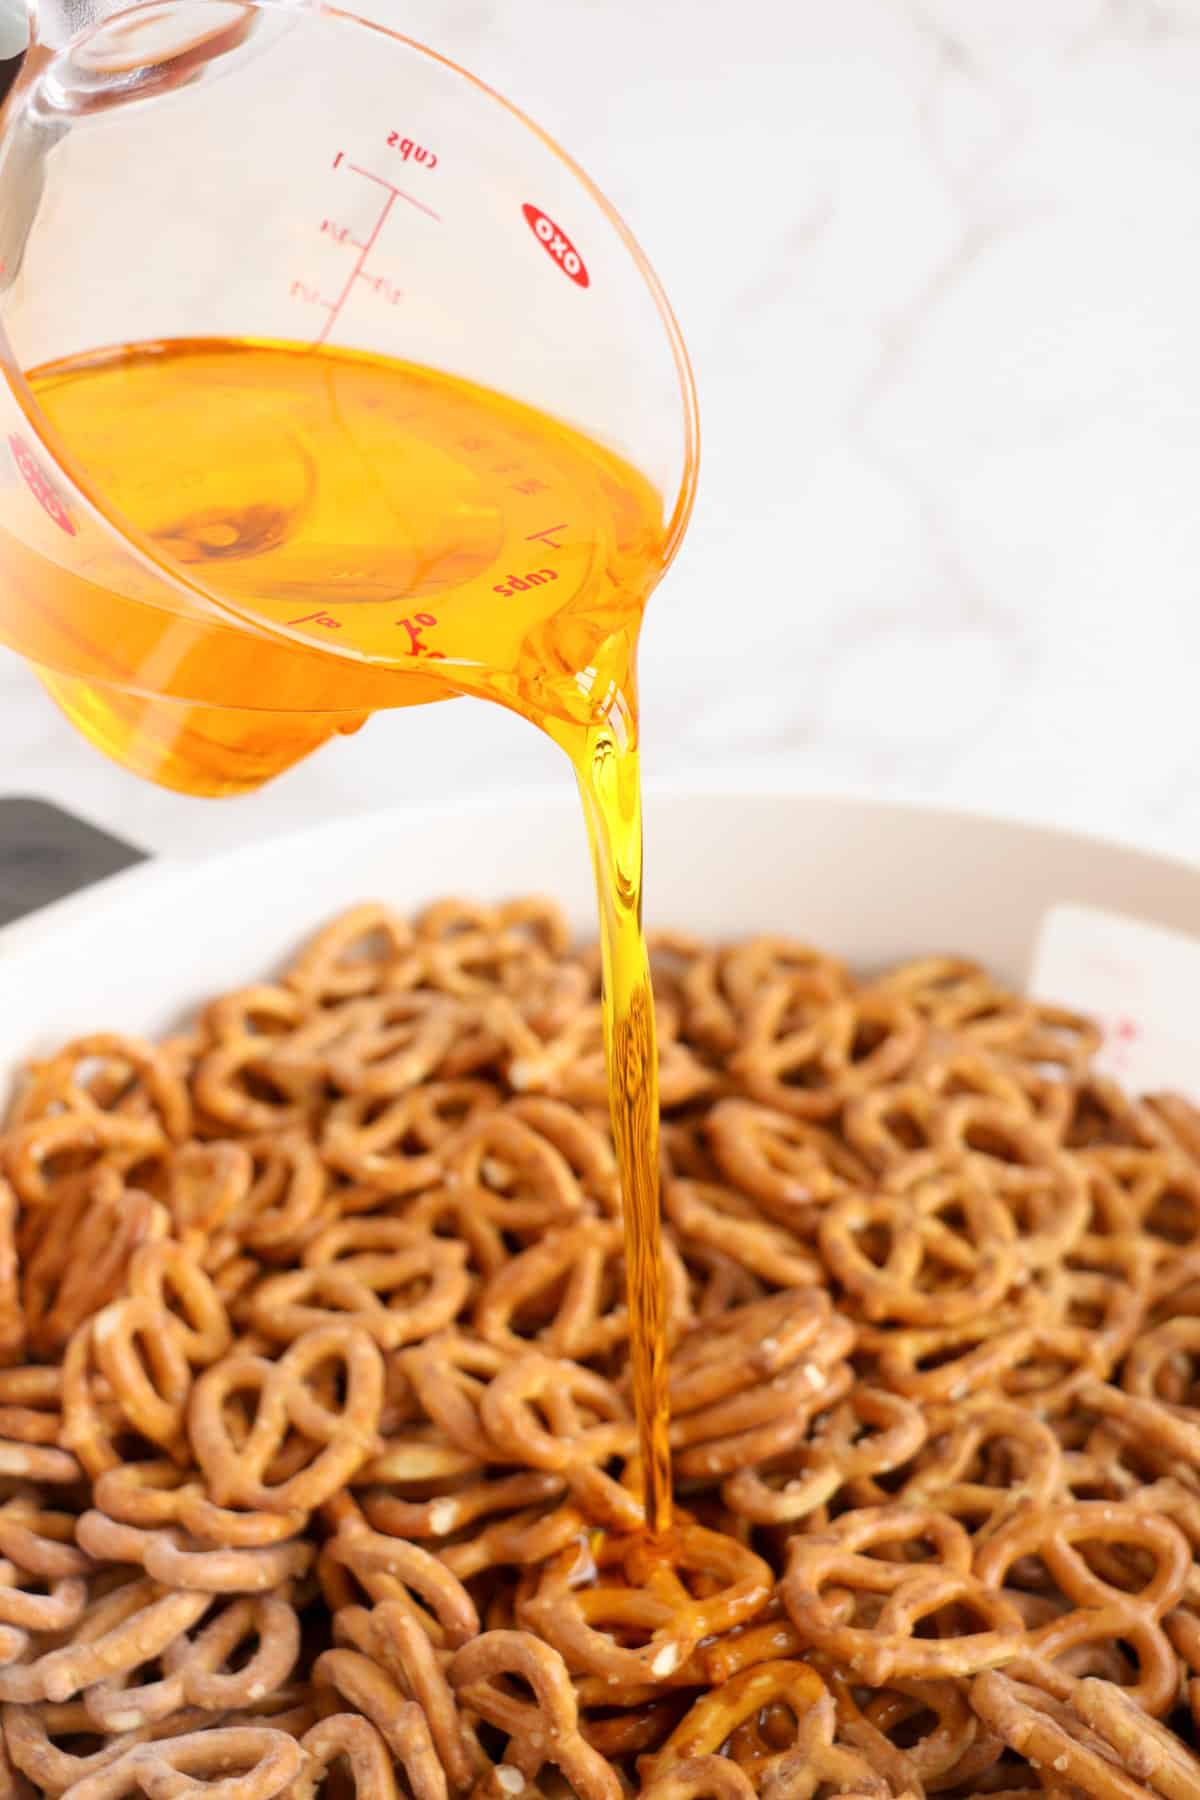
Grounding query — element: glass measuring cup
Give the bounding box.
[0,0,697,793]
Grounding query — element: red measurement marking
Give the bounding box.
[314,188,398,348]
[357,270,402,304]
[291,279,332,308]
[493,567,558,597]
[347,162,440,221]
[512,477,549,496]
[321,219,364,249]
[385,131,438,170]
[521,204,589,288]
[9,434,74,535]
[397,612,445,657]
[307,159,441,350]
[287,610,342,630]
[525,522,568,551]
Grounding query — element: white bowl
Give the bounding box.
[1,786,1198,1081]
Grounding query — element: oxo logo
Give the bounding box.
[9,434,75,536]
[521,204,589,288]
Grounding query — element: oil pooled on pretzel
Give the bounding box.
[15,336,678,1534]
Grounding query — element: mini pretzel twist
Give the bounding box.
[817,1173,1018,1326]
[50,1724,303,1800]
[188,1322,384,1513]
[81,1592,300,1732]
[247,1219,470,1348]
[448,1629,623,1800]
[473,1220,690,1362]
[521,1523,773,1684]
[731,986,923,1120]
[290,1714,400,1800]
[781,1505,1027,1681]
[969,1673,1200,1800]
[0,1576,212,1704]
[311,1656,448,1800]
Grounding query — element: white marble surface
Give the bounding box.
[7,0,1200,865]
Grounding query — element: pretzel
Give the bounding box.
[731,986,923,1120]
[322,1494,479,1646]
[478,1351,641,1528]
[442,1112,590,1227]
[284,905,418,1002]
[397,1333,517,1463]
[705,1101,867,1222]
[0,1577,212,1703]
[473,1221,689,1362]
[969,1672,1197,1800]
[643,1660,905,1800]
[521,1522,772,1683]
[416,894,570,957]
[4,1111,166,1212]
[291,1714,399,1800]
[497,995,715,1111]
[0,1184,22,1366]
[923,1098,1090,1262]
[50,1724,303,1800]
[438,1495,590,1582]
[664,1291,853,1490]
[10,1034,192,1144]
[821,1662,994,1795]
[641,1757,757,1800]
[858,1304,1040,1407]
[311,1653,448,1800]
[996,1267,1145,1415]
[1073,1674,1200,1800]
[87,1296,193,1456]
[192,1027,322,1134]
[973,1500,1191,1622]
[0,1494,91,1580]
[75,1511,311,1593]
[91,1461,306,1547]
[886,1400,1062,1535]
[3,1700,208,1796]
[818,1173,1017,1325]
[22,1173,168,1356]
[337,1600,480,1793]
[308,992,463,1099]
[189,1322,383,1512]
[722,1385,926,1526]
[322,1083,499,1195]
[1010,1604,1182,1718]
[245,1220,470,1347]
[782,1505,1027,1681]
[448,1629,622,1800]
[506,1097,620,1211]
[664,1181,821,1289]
[82,1593,300,1732]
[701,938,851,1042]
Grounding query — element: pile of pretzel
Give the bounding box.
[1,897,1200,1800]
